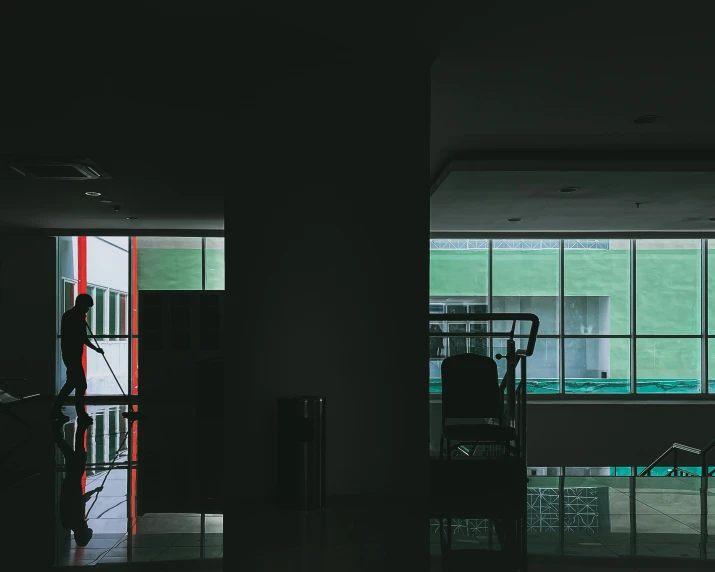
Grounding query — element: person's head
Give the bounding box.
[73,522,93,547]
[74,293,94,313]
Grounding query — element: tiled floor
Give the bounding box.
[9,400,715,570]
[430,473,715,570]
[53,405,223,567]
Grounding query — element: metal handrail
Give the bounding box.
[640,441,710,476]
[0,378,28,395]
[428,312,540,357]
[672,443,702,455]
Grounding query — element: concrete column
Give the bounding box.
[226,22,431,571]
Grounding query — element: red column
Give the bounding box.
[77,236,88,506]
[78,236,88,374]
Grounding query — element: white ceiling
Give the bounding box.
[431,165,715,232]
[430,5,715,231]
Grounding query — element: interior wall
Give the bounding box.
[429,401,715,467]
[0,235,57,568]
[0,235,57,395]
[527,402,715,467]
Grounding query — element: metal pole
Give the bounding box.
[126,413,133,563]
[488,239,493,360]
[559,239,565,393]
[629,469,637,556]
[703,239,708,394]
[631,239,637,394]
[702,450,709,559]
[200,512,206,559]
[128,237,133,402]
[201,237,207,291]
[558,468,565,555]
[522,357,528,463]
[507,339,516,426]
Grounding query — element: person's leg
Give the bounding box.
[51,376,76,418]
[74,365,89,419]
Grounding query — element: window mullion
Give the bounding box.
[488,239,493,360]
[559,239,565,394]
[703,238,708,394]
[631,239,637,394]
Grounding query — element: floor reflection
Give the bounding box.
[430,474,714,565]
[53,405,223,567]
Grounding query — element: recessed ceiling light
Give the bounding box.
[507,217,522,222]
[85,191,101,196]
[558,187,579,193]
[126,216,139,220]
[634,114,658,124]
[100,200,112,203]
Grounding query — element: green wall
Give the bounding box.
[430,250,488,295]
[430,246,707,382]
[137,248,202,290]
[205,249,225,290]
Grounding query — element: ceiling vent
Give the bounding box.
[9,159,110,180]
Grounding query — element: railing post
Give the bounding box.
[507,339,516,427]
[673,449,678,476]
[629,469,637,556]
[521,357,527,463]
[559,468,565,556]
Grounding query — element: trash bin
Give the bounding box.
[277,396,325,510]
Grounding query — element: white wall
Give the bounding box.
[87,237,128,291]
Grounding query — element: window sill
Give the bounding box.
[429,392,715,404]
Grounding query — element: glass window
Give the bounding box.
[636,239,701,335]
[137,236,202,290]
[120,293,127,335]
[95,288,105,335]
[492,241,559,334]
[636,338,700,393]
[565,337,630,393]
[85,336,129,395]
[205,237,225,290]
[447,322,467,357]
[58,237,129,396]
[428,237,710,394]
[87,286,95,332]
[564,239,630,335]
[709,338,715,393]
[709,241,715,335]
[109,291,118,341]
[492,337,559,393]
[63,280,76,313]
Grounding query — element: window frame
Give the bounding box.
[106,288,128,342]
[429,237,715,399]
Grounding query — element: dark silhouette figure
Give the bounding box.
[429,324,444,358]
[51,416,102,547]
[50,294,104,423]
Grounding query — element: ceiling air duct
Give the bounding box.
[9,158,110,180]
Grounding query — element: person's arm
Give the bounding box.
[82,486,103,502]
[83,324,103,354]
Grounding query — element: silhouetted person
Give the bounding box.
[50,293,104,424]
[429,324,444,358]
[51,416,102,547]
